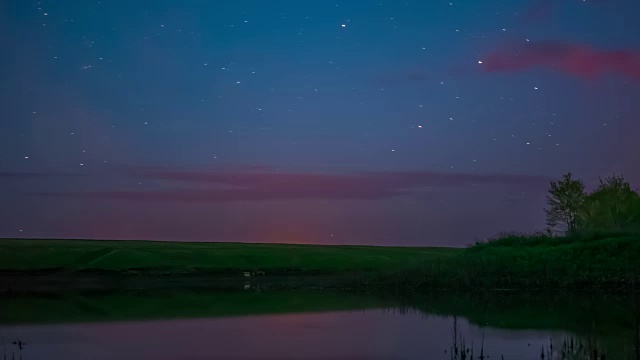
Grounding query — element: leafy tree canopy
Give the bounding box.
[581,175,640,232]
[544,172,586,235]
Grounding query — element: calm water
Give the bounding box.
[0,291,638,359]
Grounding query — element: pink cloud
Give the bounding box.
[482,41,640,80]
[30,169,550,203]
[0,171,79,178]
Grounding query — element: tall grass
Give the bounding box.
[445,317,628,360]
[372,232,640,291]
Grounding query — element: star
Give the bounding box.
[1,0,637,249]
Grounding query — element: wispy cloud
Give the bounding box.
[482,41,640,81]
[29,168,550,203]
[0,171,75,178]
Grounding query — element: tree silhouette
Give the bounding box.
[545,172,586,235]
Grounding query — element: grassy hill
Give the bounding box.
[0,239,460,274]
[1,233,638,291]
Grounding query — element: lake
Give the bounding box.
[0,290,637,359]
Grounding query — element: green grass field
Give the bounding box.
[1,233,638,291]
[0,239,460,274]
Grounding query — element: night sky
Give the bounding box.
[2,0,639,246]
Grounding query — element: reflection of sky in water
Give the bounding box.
[0,309,565,360]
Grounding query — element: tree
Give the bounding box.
[544,172,586,235]
[580,174,640,232]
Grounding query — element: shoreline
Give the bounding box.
[0,272,368,295]
[1,271,637,295]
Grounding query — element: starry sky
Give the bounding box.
[2,0,639,246]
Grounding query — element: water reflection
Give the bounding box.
[0,291,637,360]
[1,310,560,360]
